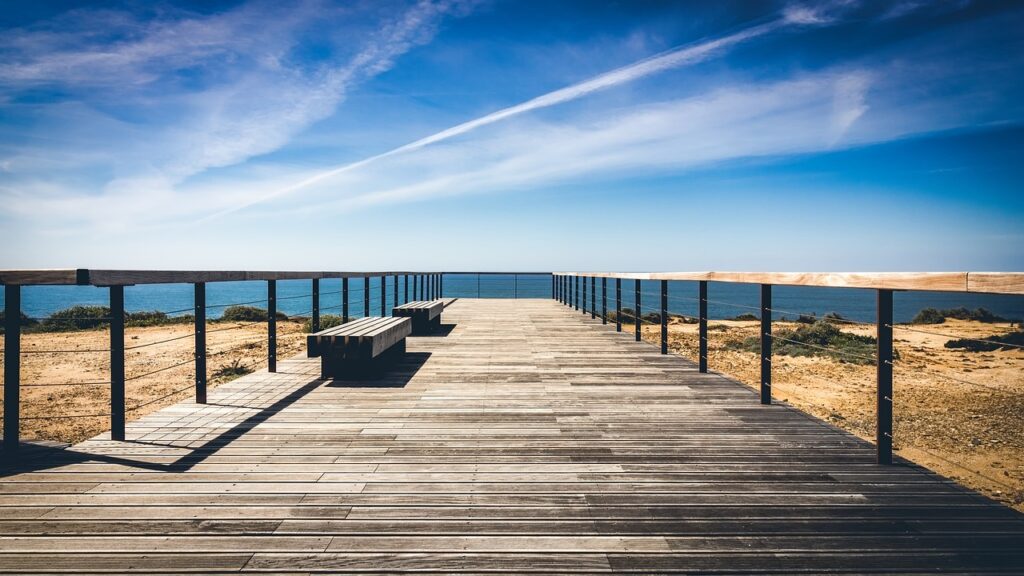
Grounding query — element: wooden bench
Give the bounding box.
[307,316,411,379]
[392,300,444,335]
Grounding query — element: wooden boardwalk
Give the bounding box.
[1,298,1022,574]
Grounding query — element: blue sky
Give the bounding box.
[0,0,1021,271]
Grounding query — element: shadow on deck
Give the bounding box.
[0,298,1021,574]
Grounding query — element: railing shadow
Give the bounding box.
[0,352,432,474]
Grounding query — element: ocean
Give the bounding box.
[3,273,1023,324]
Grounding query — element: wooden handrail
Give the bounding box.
[0,269,554,286]
[555,271,1024,295]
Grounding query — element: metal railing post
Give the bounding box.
[393,275,399,311]
[342,277,349,323]
[574,276,578,310]
[590,277,596,319]
[380,276,386,316]
[602,278,607,324]
[364,277,370,317]
[195,283,207,404]
[615,279,622,332]
[110,285,125,441]
[404,274,409,303]
[582,276,588,315]
[311,279,320,333]
[660,280,668,354]
[699,281,708,373]
[413,275,418,300]
[634,280,641,342]
[877,289,894,465]
[760,284,771,405]
[3,284,21,451]
[268,280,277,373]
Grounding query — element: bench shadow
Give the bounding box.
[324,351,431,388]
[417,323,456,337]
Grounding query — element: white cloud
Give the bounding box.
[0,0,474,224]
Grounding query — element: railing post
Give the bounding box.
[311,279,320,333]
[590,277,596,319]
[3,284,21,452]
[364,277,370,317]
[380,276,386,316]
[404,274,409,303]
[342,277,350,323]
[615,279,622,332]
[551,274,554,300]
[393,275,399,311]
[602,278,607,324]
[634,279,641,342]
[699,281,708,373]
[110,285,125,441]
[268,280,277,373]
[195,282,207,404]
[877,289,894,465]
[574,276,579,310]
[661,280,668,354]
[439,274,444,298]
[413,275,418,301]
[760,284,771,405]
[582,276,588,315]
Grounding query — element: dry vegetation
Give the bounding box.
[626,317,1024,512]
[0,321,307,444]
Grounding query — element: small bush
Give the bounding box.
[606,308,637,323]
[910,307,1009,325]
[0,310,38,334]
[731,313,759,321]
[304,314,344,332]
[212,359,253,381]
[727,320,885,365]
[945,328,1024,352]
[38,306,111,331]
[219,305,286,322]
[126,311,193,327]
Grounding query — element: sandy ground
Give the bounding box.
[2,317,1022,512]
[1,321,307,445]
[627,318,1024,512]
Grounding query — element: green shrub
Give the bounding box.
[730,313,760,321]
[0,310,37,334]
[212,359,253,381]
[727,320,884,365]
[38,306,111,331]
[218,305,286,322]
[910,307,1008,324]
[606,308,637,323]
[304,314,344,332]
[126,311,193,327]
[945,328,1024,352]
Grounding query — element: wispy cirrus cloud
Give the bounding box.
[0,0,476,218]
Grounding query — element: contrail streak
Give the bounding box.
[204,16,792,220]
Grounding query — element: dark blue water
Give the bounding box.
[3,274,1023,324]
